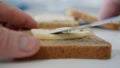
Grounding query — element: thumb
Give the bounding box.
[0,27,40,58]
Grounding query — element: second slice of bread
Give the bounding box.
[34,14,80,29]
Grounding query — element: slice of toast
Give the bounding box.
[66,9,119,30]
[34,14,80,29]
[17,28,111,61]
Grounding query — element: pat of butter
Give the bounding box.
[31,27,91,40]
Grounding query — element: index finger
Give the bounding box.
[0,1,37,29]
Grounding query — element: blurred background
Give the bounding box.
[3,0,103,15]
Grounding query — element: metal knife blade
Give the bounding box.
[52,15,120,34]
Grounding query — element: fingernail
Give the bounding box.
[19,36,36,52]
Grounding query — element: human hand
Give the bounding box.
[100,0,120,20]
[0,2,40,59]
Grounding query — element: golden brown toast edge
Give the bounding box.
[16,45,111,61]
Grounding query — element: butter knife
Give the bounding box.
[52,15,120,34]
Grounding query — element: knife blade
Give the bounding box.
[51,15,120,34]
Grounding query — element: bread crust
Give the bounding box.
[17,45,111,61]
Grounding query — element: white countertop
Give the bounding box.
[0,28,120,68]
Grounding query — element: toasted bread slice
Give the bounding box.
[34,14,80,29]
[66,9,119,30]
[17,28,111,61]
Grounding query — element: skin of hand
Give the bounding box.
[0,2,40,58]
[100,0,120,20]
